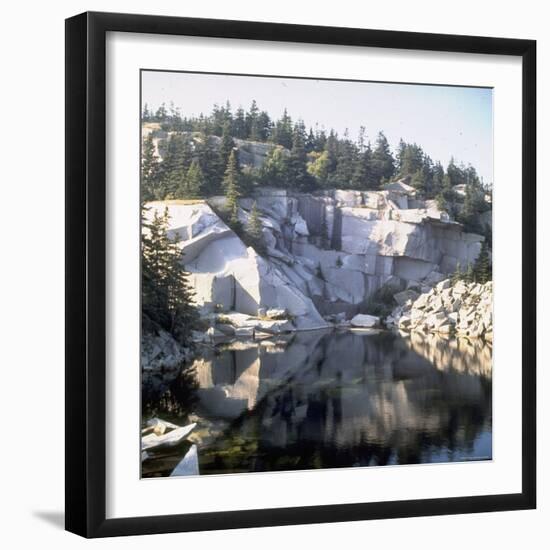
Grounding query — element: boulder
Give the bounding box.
[436,279,451,292]
[350,314,380,328]
[265,308,288,319]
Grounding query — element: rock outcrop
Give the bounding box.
[145,184,486,330]
[386,279,493,340]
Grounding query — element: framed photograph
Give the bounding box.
[65,11,536,538]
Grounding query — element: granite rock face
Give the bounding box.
[144,184,486,328]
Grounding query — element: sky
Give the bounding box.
[142,70,493,184]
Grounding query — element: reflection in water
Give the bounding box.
[144,330,492,476]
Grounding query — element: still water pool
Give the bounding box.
[143,330,492,476]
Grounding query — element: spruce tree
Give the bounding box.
[247,201,265,254]
[272,108,293,149]
[371,131,395,187]
[179,160,205,199]
[334,131,358,188]
[246,100,260,140]
[233,107,247,139]
[223,150,242,228]
[287,122,313,191]
[141,207,198,344]
[141,134,159,201]
[219,121,235,175]
[196,131,221,195]
[473,241,492,283]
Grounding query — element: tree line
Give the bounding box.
[141,100,492,236]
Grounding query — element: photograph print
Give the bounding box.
[140,71,493,479]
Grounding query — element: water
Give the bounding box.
[143,330,492,476]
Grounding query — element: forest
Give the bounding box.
[141,100,492,236]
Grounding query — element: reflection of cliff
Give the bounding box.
[193,331,492,473]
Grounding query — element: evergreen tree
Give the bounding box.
[178,160,205,199]
[247,201,265,255]
[473,240,492,283]
[431,161,445,199]
[219,121,235,177]
[398,142,424,179]
[287,122,313,190]
[451,262,463,284]
[334,131,358,188]
[446,157,466,187]
[196,131,222,195]
[223,150,242,228]
[246,100,261,140]
[163,134,193,198]
[305,127,316,153]
[141,134,159,201]
[233,107,247,139]
[142,207,198,343]
[155,103,168,121]
[142,103,152,122]
[272,109,293,149]
[371,131,395,187]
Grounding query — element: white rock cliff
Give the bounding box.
[144,183,486,329]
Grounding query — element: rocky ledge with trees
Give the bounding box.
[140,99,493,372]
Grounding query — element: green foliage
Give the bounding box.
[177,160,205,199]
[260,146,288,187]
[223,150,243,230]
[245,201,266,255]
[142,206,199,344]
[141,134,159,201]
[450,241,492,285]
[370,132,395,186]
[142,101,491,235]
[473,241,492,283]
[286,122,314,191]
[365,284,397,317]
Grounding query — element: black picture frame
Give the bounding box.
[65,11,536,538]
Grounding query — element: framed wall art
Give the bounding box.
[65,11,536,538]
